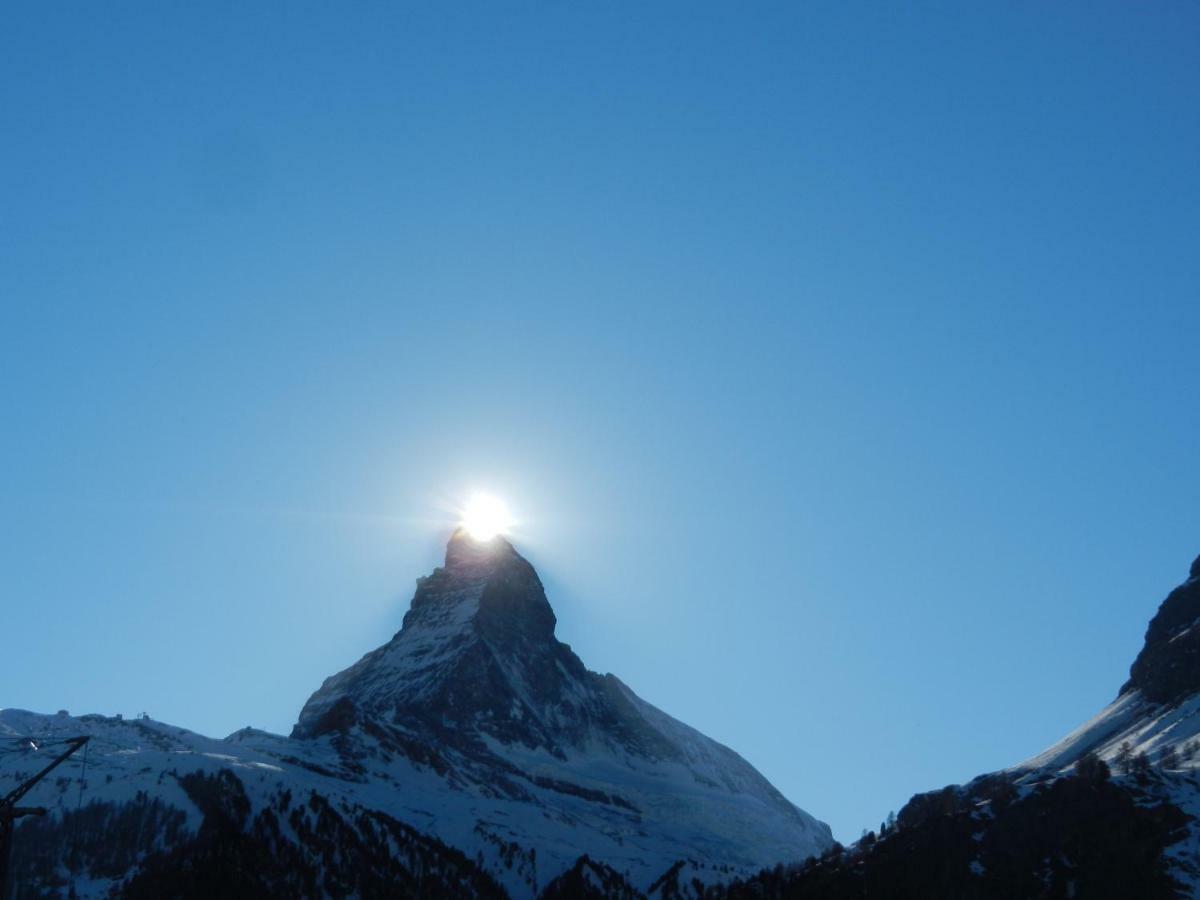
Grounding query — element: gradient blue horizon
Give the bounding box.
[2,3,1198,843]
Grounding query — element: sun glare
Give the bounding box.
[460,492,514,542]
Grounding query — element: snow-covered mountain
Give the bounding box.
[1,531,830,897]
[710,553,1200,900]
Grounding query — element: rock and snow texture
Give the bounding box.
[291,530,831,886]
[1010,554,1200,894]
[1021,555,1200,777]
[1,531,831,897]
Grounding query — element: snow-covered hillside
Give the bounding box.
[700,553,1200,900]
[1008,555,1200,893]
[0,532,830,897]
[1022,556,1200,778]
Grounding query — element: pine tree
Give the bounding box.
[1075,750,1110,783]
[1114,741,1133,775]
[1159,744,1179,770]
[1132,751,1151,775]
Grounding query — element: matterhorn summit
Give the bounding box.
[294,530,832,886]
[1,531,831,897]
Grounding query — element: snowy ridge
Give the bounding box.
[1021,690,1200,775]
[297,570,492,726]
[1021,559,1200,779]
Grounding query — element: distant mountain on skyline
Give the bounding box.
[1,531,830,897]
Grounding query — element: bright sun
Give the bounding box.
[460,492,514,542]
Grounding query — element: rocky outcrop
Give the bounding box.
[1121,555,1200,704]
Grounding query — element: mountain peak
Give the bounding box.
[399,529,556,645]
[443,527,519,572]
[280,533,833,881]
[293,533,561,742]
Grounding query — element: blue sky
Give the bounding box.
[2,3,1198,842]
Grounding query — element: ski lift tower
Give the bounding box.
[0,736,89,897]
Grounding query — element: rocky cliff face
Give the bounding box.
[294,531,677,763]
[1122,555,1200,704]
